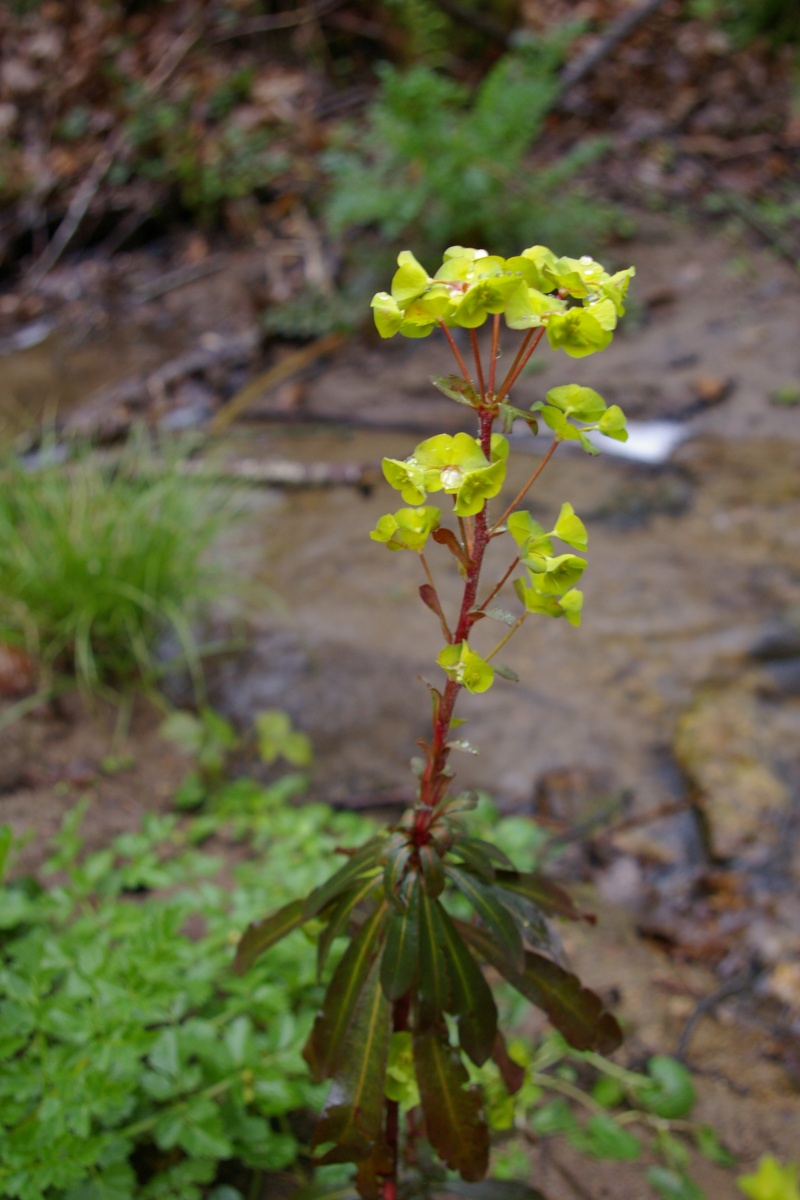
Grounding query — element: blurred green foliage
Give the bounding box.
[688,0,800,47]
[323,37,616,262]
[0,440,230,696]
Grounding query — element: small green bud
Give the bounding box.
[437,642,495,693]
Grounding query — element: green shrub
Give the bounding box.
[0,443,229,696]
[323,40,615,260]
[0,792,375,1200]
[690,0,800,47]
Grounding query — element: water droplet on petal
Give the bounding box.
[440,466,463,490]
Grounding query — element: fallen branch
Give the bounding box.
[557,0,671,98]
[132,256,228,304]
[26,22,202,288]
[212,0,346,41]
[58,330,260,443]
[209,332,344,434]
[178,455,377,490]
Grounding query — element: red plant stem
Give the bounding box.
[415,403,495,835]
[488,314,500,397]
[490,440,558,534]
[495,326,546,403]
[494,327,533,401]
[437,320,473,387]
[470,329,486,400]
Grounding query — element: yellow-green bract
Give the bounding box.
[381,432,508,518]
[371,246,635,358]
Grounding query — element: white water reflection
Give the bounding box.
[514,418,689,465]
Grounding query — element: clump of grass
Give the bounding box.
[0,439,230,698]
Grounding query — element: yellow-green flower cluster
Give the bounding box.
[508,504,589,627]
[371,246,635,359]
[381,432,509,519]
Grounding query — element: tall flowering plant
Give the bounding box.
[236,243,636,1199]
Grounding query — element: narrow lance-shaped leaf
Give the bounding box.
[493,887,563,959]
[235,898,306,975]
[418,886,450,1026]
[458,837,516,872]
[444,864,525,974]
[449,839,495,883]
[318,876,383,980]
[414,1030,489,1182]
[419,843,445,897]
[304,901,388,1082]
[383,840,413,913]
[436,902,497,1066]
[381,875,420,1002]
[494,870,595,924]
[455,921,622,1055]
[312,954,392,1167]
[303,838,384,920]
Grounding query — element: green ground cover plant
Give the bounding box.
[0,441,229,701]
[0,789,370,1200]
[323,42,614,263]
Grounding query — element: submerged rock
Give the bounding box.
[674,687,792,863]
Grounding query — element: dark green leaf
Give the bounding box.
[494,870,593,923]
[444,865,525,974]
[318,876,383,980]
[419,844,445,897]
[234,899,306,975]
[312,955,391,1166]
[449,840,495,883]
[491,1032,525,1095]
[436,793,479,817]
[646,1167,705,1200]
[455,923,621,1054]
[383,840,413,912]
[567,1114,641,1160]
[436,904,497,1066]
[304,902,388,1083]
[414,1031,489,1182]
[459,838,516,871]
[418,888,450,1026]
[638,1056,696,1119]
[303,839,383,920]
[492,888,559,956]
[381,877,420,1001]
